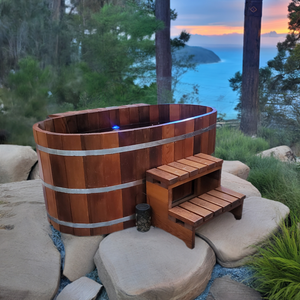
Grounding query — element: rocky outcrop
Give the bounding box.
[222,160,250,180]
[56,277,102,300]
[0,180,61,300]
[257,145,296,162]
[62,233,104,282]
[0,144,37,183]
[207,276,262,300]
[221,171,261,198]
[173,45,221,64]
[196,197,289,267]
[94,227,216,300]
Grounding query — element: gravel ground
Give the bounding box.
[51,226,254,300]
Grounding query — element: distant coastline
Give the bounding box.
[173,45,221,64]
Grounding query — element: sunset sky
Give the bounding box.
[171,0,291,37]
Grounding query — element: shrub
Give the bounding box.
[247,156,300,215]
[215,126,269,162]
[250,217,300,300]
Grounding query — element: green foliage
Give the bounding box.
[0,57,52,145]
[214,126,269,162]
[250,217,300,299]
[257,126,298,148]
[247,155,300,214]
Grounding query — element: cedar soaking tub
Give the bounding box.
[33,104,217,236]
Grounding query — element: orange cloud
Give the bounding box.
[174,17,288,36]
[174,25,243,36]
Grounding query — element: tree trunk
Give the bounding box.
[155,0,171,104]
[240,0,263,136]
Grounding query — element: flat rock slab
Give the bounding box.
[257,145,294,162]
[196,197,289,268]
[62,233,104,281]
[222,160,250,180]
[0,144,37,183]
[94,227,216,300]
[0,179,61,300]
[221,171,261,198]
[57,277,102,300]
[207,276,262,300]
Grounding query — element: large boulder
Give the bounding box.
[196,197,289,267]
[0,145,37,183]
[206,276,262,300]
[222,160,250,180]
[56,277,102,300]
[0,179,61,300]
[221,171,261,198]
[94,227,216,300]
[257,145,295,162]
[28,162,40,180]
[62,233,104,282]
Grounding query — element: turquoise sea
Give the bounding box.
[174,46,279,119]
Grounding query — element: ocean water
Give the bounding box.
[174,46,279,119]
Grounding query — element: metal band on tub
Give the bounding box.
[42,179,144,194]
[36,124,216,156]
[47,212,135,228]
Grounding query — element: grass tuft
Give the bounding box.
[250,217,300,300]
[215,127,269,162]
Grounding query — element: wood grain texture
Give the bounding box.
[179,201,213,220]
[70,194,90,236]
[186,156,216,169]
[189,197,222,215]
[146,168,178,186]
[184,119,194,158]
[157,165,189,180]
[168,161,198,177]
[119,131,136,183]
[193,117,202,154]
[200,115,209,154]
[158,104,170,123]
[169,206,203,226]
[169,104,180,121]
[129,106,139,124]
[138,105,150,124]
[174,122,185,160]
[149,126,162,169]
[119,107,130,127]
[149,105,159,123]
[162,123,175,165]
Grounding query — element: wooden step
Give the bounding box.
[168,186,245,228]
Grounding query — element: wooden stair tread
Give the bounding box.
[168,162,198,177]
[157,165,189,180]
[146,168,178,186]
[168,186,245,228]
[177,158,208,173]
[169,206,203,227]
[216,186,246,199]
[186,156,216,169]
[195,153,223,167]
[180,202,213,220]
[189,197,223,215]
[207,190,238,203]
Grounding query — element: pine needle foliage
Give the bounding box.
[250,218,300,300]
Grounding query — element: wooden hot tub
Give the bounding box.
[33,104,217,236]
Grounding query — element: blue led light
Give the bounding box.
[112,125,120,130]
